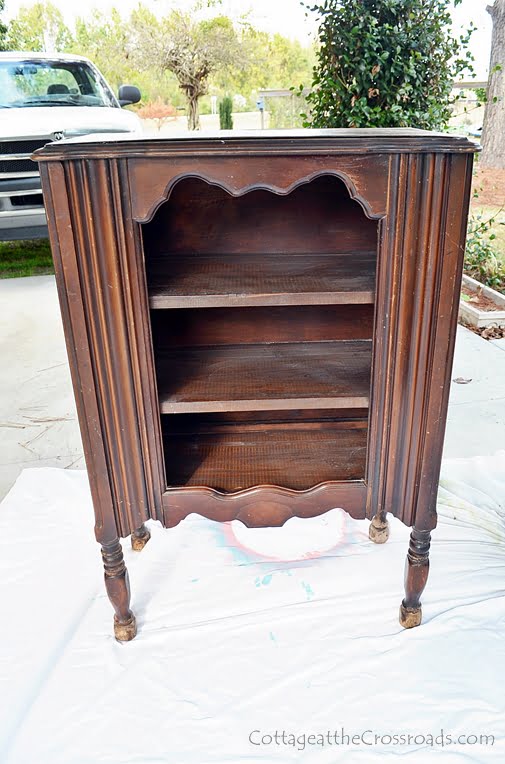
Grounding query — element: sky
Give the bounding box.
[3,0,494,78]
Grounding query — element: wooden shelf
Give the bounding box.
[148,252,376,308]
[157,340,371,413]
[164,418,367,491]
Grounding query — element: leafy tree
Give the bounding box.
[70,6,182,106]
[219,95,233,128]
[0,0,8,51]
[132,9,245,129]
[7,1,73,52]
[267,33,316,88]
[480,0,505,168]
[70,9,130,90]
[304,0,475,130]
[212,27,315,100]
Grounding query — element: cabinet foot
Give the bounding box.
[399,603,422,629]
[131,523,151,551]
[400,527,431,630]
[369,514,389,544]
[114,613,137,641]
[101,538,136,641]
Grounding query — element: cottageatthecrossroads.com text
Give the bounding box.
[248,729,495,752]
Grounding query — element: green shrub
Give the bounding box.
[304,0,474,130]
[219,96,233,129]
[464,214,505,293]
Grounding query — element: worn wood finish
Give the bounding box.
[156,340,372,413]
[369,514,390,544]
[164,414,368,491]
[367,152,475,532]
[101,538,136,641]
[150,305,375,347]
[162,481,368,529]
[400,528,431,628]
[38,159,164,542]
[131,523,151,551]
[35,128,476,159]
[35,129,477,638]
[131,154,390,223]
[143,175,377,256]
[148,252,376,309]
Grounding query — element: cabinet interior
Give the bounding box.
[143,174,378,492]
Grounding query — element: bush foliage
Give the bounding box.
[0,0,7,50]
[305,0,475,129]
[465,214,505,293]
[219,96,234,129]
[136,98,177,131]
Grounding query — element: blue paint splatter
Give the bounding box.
[255,573,273,587]
[206,522,266,565]
[301,581,315,600]
[269,631,277,643]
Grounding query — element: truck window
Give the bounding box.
[0,59,117,108]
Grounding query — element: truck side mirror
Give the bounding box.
[118,85,141,107]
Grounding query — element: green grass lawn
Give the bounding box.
[0,239,54,278]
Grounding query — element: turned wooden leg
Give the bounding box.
[369,512,389,544]
[399,528,431,629]
[101,538,137,641]
[131,523,151,551]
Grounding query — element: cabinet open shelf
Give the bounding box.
[163,414,368,491]
[148,252,376,309]
[144,172,378,493]
[156,340,372,413]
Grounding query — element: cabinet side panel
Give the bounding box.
[114,160,166,521]
[41,162,118,541]
[366,154,406,519]
[368,153,474,529]
[41,160,154,539]
[412,154,474,525]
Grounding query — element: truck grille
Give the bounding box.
[0,139,51,175]
[0,157,38,173]
[11,194,44,207]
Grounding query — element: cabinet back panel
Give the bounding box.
[143,174,377,256]
[151,304,374,348]
[164,410,369,429]
[163,411,368,491]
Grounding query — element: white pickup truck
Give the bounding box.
[0,51,142,241]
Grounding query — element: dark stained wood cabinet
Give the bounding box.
[35,129,477,640]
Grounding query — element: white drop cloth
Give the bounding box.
[1,455,505,763]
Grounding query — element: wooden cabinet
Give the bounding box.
[36,129,477,640]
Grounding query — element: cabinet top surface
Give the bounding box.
[34,128,479,161]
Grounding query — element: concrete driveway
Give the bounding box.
[1,275,505,500]
[0,276,84,498]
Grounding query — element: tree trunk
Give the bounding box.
[186,91,201,131]
[480,0,505,168]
